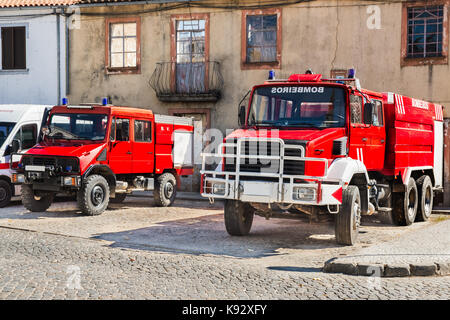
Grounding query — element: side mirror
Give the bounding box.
[238,106,246,126]
[363,102,374,125]
[11,139,21,154]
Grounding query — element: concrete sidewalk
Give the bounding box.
[324,218,450,277]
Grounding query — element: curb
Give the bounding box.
[323,260,450,277]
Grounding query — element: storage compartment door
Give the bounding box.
[173,131,193,167]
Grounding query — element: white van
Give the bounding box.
[0,105,51,207]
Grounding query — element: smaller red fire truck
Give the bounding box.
[11,103,194,215]
[201,70,444,245]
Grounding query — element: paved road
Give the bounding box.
[0,198,449,300]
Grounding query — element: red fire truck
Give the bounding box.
[201,70,444,245]
[11,103,194,215]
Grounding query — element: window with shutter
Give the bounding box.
[1,26,26,70]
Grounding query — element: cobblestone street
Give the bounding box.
[0,197,449,300]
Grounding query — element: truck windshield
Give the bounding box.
[48,113,108,141]
[0,122,15,147]
[248,86,346,128]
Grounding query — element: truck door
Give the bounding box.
[348,93,368,164]
[364,99,385,170]
[109,117,132,174]
[132,118,154,174]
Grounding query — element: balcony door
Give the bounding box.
[175,18,207,94]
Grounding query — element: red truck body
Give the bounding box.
[13,104,194,215]
[201,72,444,245]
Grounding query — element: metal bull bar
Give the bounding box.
[200,137,330,202]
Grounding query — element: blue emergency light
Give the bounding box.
[268,70,275,80]
[348,68,356,79]
[62,98,68,105]
[102,98,108,106]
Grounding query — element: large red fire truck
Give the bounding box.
[11,103,194,215]
[201,70,444,245]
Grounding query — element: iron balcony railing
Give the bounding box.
[149,61,224,102]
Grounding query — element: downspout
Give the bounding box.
[56,9,61,105]
[65,9,70,96]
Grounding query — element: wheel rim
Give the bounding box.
[91,185,105,207]
[164,181,174,199]
[424,186,432,217]
[407,188,417,220]
[0,187,6,202]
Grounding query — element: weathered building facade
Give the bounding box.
[66,0,450,201]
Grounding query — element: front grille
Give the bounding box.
[22,156,80,173]
[223,139,306,175]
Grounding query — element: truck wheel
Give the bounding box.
[224,200,254,236]
[416,175,433,222]
[110,193,127,204]
[335,186,360,246]
[392,178,418,226]
[154,172,177,207]
[21,184,54,212]
[0,180,12,208]
[77,175,110,216]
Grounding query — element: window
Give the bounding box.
[115,118,129,141]
[350,95,363,124]
[402,2,448,66]
[1,26,26,70]
[0,122,15,148]
[176,19,206,64]
[13,124,36,149]
[105,18,140,73]
[241,9,281,69]
[371,100,383,127]
[134,120,152,142]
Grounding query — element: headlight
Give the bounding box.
[293,187,316,201]
[12,173,25,184]
[63,176,79,186]
[212,182,226,195]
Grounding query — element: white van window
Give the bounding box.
[0,122,15,147]
[13,124,37,150]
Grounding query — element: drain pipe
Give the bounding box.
[56,9,61,105]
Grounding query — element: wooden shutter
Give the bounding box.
[1,27,14,69]
[13,27,26,69]
[1,27,26,70]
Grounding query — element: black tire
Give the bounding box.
[392,177,418,226]
[416,175,433,222]
[335,186,361,245]
[21,184,54,212]
[0,180,12,208]
[77,175,110,216]
[154,172,177,207]
[224,200,255,236]
[110,193,127,204]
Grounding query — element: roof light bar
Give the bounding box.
[66,105,94,109]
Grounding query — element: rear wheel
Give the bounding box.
[21,184,54,212]
[0,180,12,208]
[77,175,110,216]
[110,193,127,204]
[335,186,360,245]
[392,178,418,226]
[224,200,255,236]
[154,172,177,207]
[416,175,433,222]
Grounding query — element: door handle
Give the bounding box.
[381,139,385,143]
[362,138,368,142]
[127,151,132,155]
[148,152,153,154]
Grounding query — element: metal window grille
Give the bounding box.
[407,6,444,58]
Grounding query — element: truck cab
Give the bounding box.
[12,103,194,215]
[201,71,443,245]
[0,104,50,207]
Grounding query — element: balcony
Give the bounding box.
[149,61,224,102]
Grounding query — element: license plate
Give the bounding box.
[25,165,45,172]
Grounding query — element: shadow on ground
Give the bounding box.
[94,213,344,258]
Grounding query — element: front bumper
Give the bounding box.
[12,171,81,190]
[200,137,343,206]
